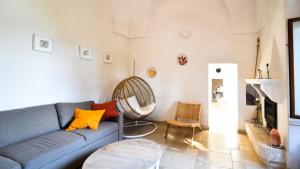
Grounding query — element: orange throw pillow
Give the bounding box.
[91,100,119,120]
[66,108,105,131]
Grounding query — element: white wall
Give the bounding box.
[0,0,259,131]
[256,0,300,167]
[128,0,257,130]
[0,0,129,111]
[286,0,300,19]
[256,0,288,146]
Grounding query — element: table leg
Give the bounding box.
[155,159,160,169]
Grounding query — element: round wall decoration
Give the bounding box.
[179,30,191,39]
[147,67,157,78]
[177,54,188,65]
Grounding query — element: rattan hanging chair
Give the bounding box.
[112,76,157,138]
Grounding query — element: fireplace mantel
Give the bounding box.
[245,79,281,103]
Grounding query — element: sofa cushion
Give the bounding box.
[71,121,118,145]
[0,131,86,169]
[0,104,60,148]
[66,109,105,131]
[91,100,119,120]
[0,156,22,169]
[55,101,94,128]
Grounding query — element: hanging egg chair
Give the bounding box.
[112,76,157,138]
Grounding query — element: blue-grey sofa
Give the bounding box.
[0,101,123,169]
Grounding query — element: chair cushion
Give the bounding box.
[71,121,118,145]
[0,131,86,169]
[55,101,94,128]
[0,156,21,169]
[120,96,155,115]
[0,104,60,148]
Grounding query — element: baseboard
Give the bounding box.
[238,129,247,134]
[201,125,209,130]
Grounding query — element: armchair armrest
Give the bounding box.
[108,112,123,140]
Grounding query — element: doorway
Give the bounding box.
[208,64,238,134]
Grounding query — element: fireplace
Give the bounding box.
[264,97,277,129]
[245,83,279,129]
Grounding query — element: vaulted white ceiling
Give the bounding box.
[108,0,161,38]
[108,0,259,38]
[223,0,258,33]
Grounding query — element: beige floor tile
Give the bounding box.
[159,150,177,168]
[233,162,265,169]
[231,150,261,166]
[196,151,233,168]
[207,134,239,149]
[194,163,223,169]
[239,145,253,151]
[167,141,189,152]
[238,135,253,146]
[134,123,266,169]
[209,146,231,154]
[165,151,196,169]
[189,141,210,152]
[184,145,203,156]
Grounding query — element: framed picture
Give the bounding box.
[103,52,112,63]
[32,34,54,53]
[79,46,92,60]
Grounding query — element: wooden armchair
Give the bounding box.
[165,102,201,141]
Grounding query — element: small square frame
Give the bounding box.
[103,52,112,63]
[79,46,92,60]
[32,34,54,53]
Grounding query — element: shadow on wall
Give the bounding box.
[269,39,282,80]
[166,101,178,120]
[148,99,178,121]
[259,38,282,80]
[96,83,117,103]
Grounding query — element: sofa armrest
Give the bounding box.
[108,112,123,140]
[0,156,22,169]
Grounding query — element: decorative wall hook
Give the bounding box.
[177,54,188,65]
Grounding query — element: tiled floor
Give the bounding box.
[142,123,270,169]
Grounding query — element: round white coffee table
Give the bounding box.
[82,139,162,169]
